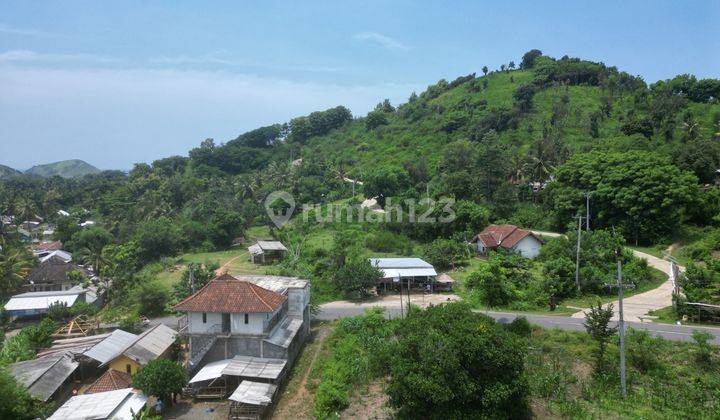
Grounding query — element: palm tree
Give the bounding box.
[0,250,32,300]
[77,242,109,275]
[15,197,37,232]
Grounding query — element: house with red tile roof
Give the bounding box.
[470,224,543,259]
[173,273,310,370]
[84,369,133,394]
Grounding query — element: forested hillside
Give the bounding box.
[0,164,21,179]
[2,50,720,262]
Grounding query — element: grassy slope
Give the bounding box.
[301,69,719,181]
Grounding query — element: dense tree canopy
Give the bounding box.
[547,151,698,243]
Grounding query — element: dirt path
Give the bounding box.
[214,252,247,276]
[272,325,331,419]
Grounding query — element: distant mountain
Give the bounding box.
[25,159,101,178]
[0,164,22,178]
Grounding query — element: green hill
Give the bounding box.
[0,164,21,178]
[24,159,101,178]
[297,57,719,182]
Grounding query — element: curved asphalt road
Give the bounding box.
[317,305,720,345]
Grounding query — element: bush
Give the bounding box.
[692,330,715,366]
[388,303,529,418]
[626,329,663,373]
[422,238,470,270]
[136,282,169,317]
[69,301,99,317]
[314,309,393,418]
[47,302,70,321]
[506,316,532,337]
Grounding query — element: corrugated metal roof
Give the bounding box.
[5,290,84,311]
[222,356,286,380]
[379,268,438,278]
[37,332,112,358]
[264,318,303,349]
[189,359,231,383]
[84,329,138,364]
[48,388,147,420]
[256,241,287,251]
[236,275,308,294]
[40,250,72,263]
[9,353,79,401]
[248,244,263,255]
[122,324,178,365]
[229,380,277,406]
[369,258,437,279]
[369,257,434,269]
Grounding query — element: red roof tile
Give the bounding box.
[474,224,538,249]
[173,274,287,313]
[84,369,133,394]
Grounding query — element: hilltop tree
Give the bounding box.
[509,61,516,69]
[482,65,488,76]
[520,49,542,69]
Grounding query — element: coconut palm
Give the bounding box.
[14,197,37,232]
[77,242,109,275]
[0,249,32,300]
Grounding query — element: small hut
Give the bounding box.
[248,241,287,264]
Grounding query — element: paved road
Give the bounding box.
[531,229,684,322]
[317,305,720,345]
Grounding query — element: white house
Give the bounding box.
[470,224,543,259]
[174,274,310,367]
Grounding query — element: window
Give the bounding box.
[202,313,207,323]
[244,313,249,324]
[126,364,132,374]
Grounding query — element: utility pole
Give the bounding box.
[584,192,591,231]
[189,265,195,293]
[407,278,412,315]
[606,250,635,399]
[397,276,403,319]
[575,215,585,291]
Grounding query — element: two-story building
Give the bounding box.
[174,274,309,370]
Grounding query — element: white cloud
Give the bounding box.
[151,53,344,73]
[0,23,45,36]
[355,32,410,51]
[0,49,118,64]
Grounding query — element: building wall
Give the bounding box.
[189,311,277,334]
[514,236,542,259]
[286,286,309,317]
[231,312,267,334]
[109,355,141,376]
[188,311,223,333]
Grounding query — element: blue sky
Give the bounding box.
[1,1,718,170]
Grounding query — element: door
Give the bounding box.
[222,313,231,333]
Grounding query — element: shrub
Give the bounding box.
[69,301,99,317]
[692,330,715,366]
[388,303,529,418]
[626,329,662,373]
[506,316,532,337]
[47,302,70,321]
[422,238,469,270]
[136,282,168,317]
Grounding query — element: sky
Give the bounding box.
[1,1,718,170]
